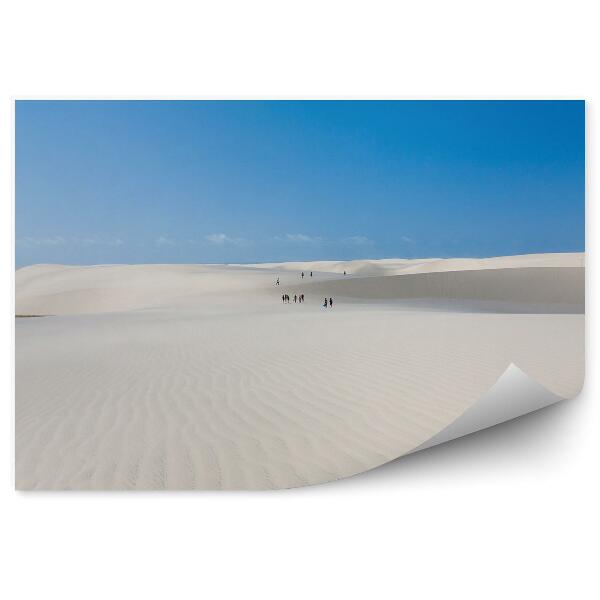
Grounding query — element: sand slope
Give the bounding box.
[15,253,585,489]
[15,263,278,315]
[301,267,584,311]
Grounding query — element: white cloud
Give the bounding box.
[77,236,124,247]
[401,235,415,243]
[204,233,245,245]
[17,236,67,247]
[155,234,245,247]
[343,235,373,245]
[204,233,228,244]
[155,235,178,246]
[18,236,124,247]
[274,233,322,243]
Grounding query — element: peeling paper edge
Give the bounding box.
[411,363,566,453]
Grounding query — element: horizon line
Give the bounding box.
[15,250,585,270]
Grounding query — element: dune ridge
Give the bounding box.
[243,252,583,276]
[16,253,584,316]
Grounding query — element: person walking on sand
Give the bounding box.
[276,277,279,286]
[301,271,304,279]
[323,297,328,308]
[329,297,333,308]
[282,293,285,303]
[294,294,297,303]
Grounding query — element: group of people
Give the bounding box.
[280,292,334,308]
[277,271,335,308]
[282,293,305,303]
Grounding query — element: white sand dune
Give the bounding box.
[15,253,584,489]
[16,263,278,316]
[16,254,584,316]
[243,252,584,276]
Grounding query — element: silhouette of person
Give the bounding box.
[276,277,279,285]
[301,272,304,279]
[329,297,333,307]
[282,294,285,303]
[323,297,328,307]
[310,271,313,277]
[343,270,346,275]
[294,294,297,303]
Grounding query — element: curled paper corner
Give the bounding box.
[411,363,566,454]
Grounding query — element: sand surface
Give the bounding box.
[15,254,585,489]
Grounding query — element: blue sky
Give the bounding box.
[16,100,584,267]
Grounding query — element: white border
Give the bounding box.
[1,2,597,599]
